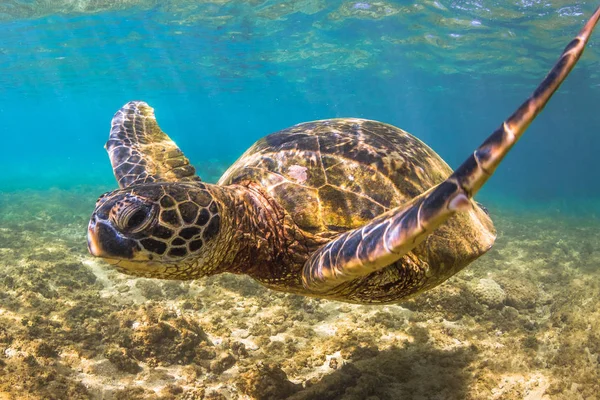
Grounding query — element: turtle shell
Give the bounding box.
[219,118,458,237]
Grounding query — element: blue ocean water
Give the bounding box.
[0,0,599,210]
[2,3,600,398]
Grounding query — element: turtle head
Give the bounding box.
[87,182,223,279]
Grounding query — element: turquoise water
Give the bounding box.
[1,1,600,212]
[1,2,600,399]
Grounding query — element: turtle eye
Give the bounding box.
[114,201,156,233]
[125,208,150,231]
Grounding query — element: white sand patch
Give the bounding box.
[491,373,551,400]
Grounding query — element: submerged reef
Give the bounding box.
[0,188,599,399]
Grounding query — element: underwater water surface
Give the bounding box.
[0,1,599,399]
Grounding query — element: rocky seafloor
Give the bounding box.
[0,188,598,400]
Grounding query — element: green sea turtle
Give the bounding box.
[88,8,600,304]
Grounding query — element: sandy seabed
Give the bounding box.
[0,188,598,400]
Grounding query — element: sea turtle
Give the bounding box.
[87,8,600,304]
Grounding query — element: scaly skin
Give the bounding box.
[88,6,600,304]
[89,167,493,304]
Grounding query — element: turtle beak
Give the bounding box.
[87,227,101,257]
[87,215,136,260]
[87,216,102,257]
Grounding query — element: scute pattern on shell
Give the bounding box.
[219,118,452,236]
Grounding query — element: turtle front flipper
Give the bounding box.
[302,6,600,294]
[106,101,201,188]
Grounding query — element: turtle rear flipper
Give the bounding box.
[302,6,600,294]
[106,101,201,188]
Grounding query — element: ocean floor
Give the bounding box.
[0,187,599,400]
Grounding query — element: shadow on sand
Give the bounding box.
[285,338,477,400]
